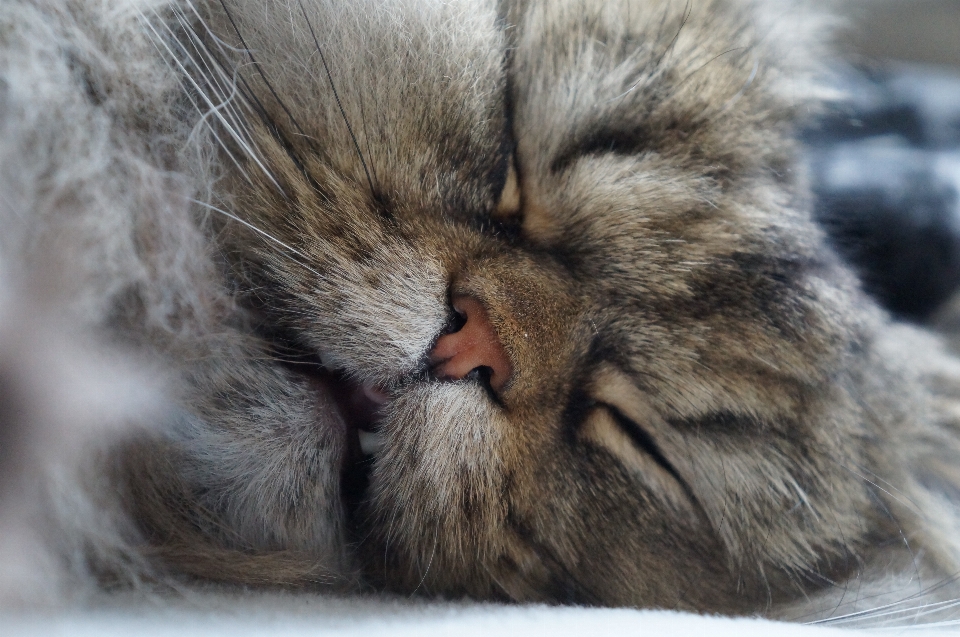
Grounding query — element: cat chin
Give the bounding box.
[365,382,504,508]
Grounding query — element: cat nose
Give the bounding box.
[429,295,512,392]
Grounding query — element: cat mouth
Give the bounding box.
[267,329,394,513]
[295,360,390,513]
[337,378,390,457]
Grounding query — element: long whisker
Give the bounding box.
[169,20,260,187]
[175,9,260,143]
[355,89,380,188]
[410,532,438,596]
[805,569,960,626]
[817,594,960,628]
[296,0,379,198]
[838,462,925,518]
[777,449,944,626]
[850,597,960,627]
[216,0,307,140]
[137,4,284,193]
[189,198,324,280]
[653,0,692,70]
[215,0,317,187]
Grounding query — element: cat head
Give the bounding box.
[169,0,904,612]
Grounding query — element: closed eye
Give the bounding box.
[600,403,686,487]
[551,124,651,174]
[493,155,521,220]
[579,403,698,519]
[485,155,523,241]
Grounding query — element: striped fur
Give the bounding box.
[4,0,960,624]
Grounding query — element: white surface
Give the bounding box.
[0,592,901,637]
[4,609,845,637]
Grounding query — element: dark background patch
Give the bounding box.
[804,64,960,321]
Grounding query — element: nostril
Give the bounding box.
[465,365,493,385]
[443,306,468,335]
[429,296,513,393]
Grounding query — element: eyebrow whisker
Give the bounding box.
[296,0,379,200]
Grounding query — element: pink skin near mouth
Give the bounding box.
[308,293,513,470]
[307,372,391,468]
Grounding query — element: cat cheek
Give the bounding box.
[304,376,351,460]
[579,409,698,524]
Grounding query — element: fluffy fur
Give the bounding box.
[3,0,960,624]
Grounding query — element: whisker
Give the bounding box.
[849,461,926,516]
[837,462,925,518]
[174,57,256,185]
[216,0,307,140]
[719,51,759,112]
[355,89,380,188]
[409,533,438,596]
[807,571,960,626]
[872,597,960,626]
[137,5,284,192]
[175,9,260,143]
[676,46,746,89]
[214,0,317,188]
[823,597,960,628]
[653,0,692,70]
[296,0,379,199]
[189,198,323,280]
[780,451,954,626]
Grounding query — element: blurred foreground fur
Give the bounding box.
[5,0,960,627]
[0,0,195,604]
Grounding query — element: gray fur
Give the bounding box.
[3,0,960,625]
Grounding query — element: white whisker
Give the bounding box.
[837,462,925,518]
[172,21,258,186]
[808,571,960,627]
[188,199,324,280]
[175,4,261,143]
[852,599,960,629]
[136,4,284,192]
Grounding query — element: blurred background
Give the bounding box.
[803,0,960,323]
[834,0,960,69]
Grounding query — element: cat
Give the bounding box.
[4,0,960,623]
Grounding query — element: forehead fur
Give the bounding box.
[204,0,509,214]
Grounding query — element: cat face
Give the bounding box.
[167,0,902,612]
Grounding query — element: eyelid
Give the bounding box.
[580,406,698,521]
[551,125,650,174]
[492,155,521,222]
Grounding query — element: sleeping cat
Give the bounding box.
[3,0,960,623]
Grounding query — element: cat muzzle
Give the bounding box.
[428,295,513,392]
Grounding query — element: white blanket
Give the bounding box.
[2,592,923,637]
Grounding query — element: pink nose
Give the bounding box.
[429,296,513,392]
